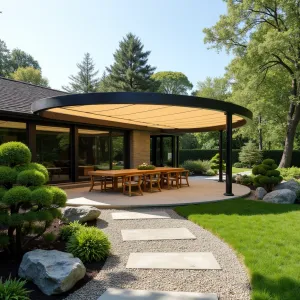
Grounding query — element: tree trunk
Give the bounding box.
[258,115,263,150]
[279,103,300,167]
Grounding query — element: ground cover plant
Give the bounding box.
[278,167,300,182]
[175,199,300,300]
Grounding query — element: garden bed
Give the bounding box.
[0,219,106,300]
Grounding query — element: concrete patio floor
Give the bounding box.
[65,177,250,208]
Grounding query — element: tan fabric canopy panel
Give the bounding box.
[32,93,252,132]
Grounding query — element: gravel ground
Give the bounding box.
[65,208,251,300]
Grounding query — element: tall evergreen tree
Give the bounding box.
[62,53,99,93]
[104,33,156,92]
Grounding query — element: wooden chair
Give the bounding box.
[179,170,190,187]
[122,174,143,196]
[161,171,180,189]
[89,176,113,192]
[143,172,161,192]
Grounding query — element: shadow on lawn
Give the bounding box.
[251,272,300,300]
[175,198,300,216]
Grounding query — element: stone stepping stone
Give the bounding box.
[111,211,170,220]
[121,228,196,241]
[98,288,218,299]
[126,252,221,270]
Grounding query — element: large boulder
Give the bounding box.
[255,187,267,200]
[263,189,296,204]
[274,179,300,194]
[19,250,86,295]
[62,205,101,223]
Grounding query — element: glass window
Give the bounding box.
[36,125,70,182]
[112,132,124,169]
[78,129,110,180]
[162,137,173,166]
[0,120,26,144]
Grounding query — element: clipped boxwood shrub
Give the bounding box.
[17,170,46,187]
[48,186,67,207]
[15,162,49,182]
[252,158,282,191]
[66,226,110,262]
[0,142,31,167]
[0,276,30,300]
[31,187,53,207]
[60,221,86,241]
[0,166,17,187]
[2,186,31,206]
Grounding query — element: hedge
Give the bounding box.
[179,149,300,167]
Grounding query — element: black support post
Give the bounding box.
[224,112,234,196]
[70,125,78,182]
[218,130,223,182]
[26,122,36,162]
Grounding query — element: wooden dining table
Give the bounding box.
[88,167,185,192]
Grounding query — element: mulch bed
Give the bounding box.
[0,219,106,300]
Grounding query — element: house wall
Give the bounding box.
[130,130,151,168]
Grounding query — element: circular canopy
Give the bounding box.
[31,92,252,133]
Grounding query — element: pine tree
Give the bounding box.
[104,33,156,92]
[62,53,99,93]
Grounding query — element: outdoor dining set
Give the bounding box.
[88,167,190,196]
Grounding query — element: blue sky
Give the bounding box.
[0,0,231,90]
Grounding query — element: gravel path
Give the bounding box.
[65,208,251,300]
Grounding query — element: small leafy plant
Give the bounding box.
[60,221,86,241]
[66,226,110,263]
[137,163,155,170]
[0,276,31,300]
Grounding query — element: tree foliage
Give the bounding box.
[152,71,193,95]
[0,142,67,258]
[102,33,156,92]
[203,0,300,167]
[239,141,263,167]
[9,49,40,73]
[10,67,49,87]
[62,52,99,93]
[0,40,11,77]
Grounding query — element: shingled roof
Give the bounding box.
[0,77,67,114]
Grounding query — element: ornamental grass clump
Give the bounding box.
[0,142,67,258]
[252,158,283,192]
[0,276,31,300]
[66,226,110,263]
[60,221,86,241]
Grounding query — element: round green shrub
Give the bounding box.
[252,165,267,175]
[31,187,53,207]
[60,221,86,241]
[0,166,17,186]
[262,158,275,166]
[15,163,49,182]
[205,169,216,176]
[258,176,272,185]
[48,186,67,207]
[0,187,7,202]
[66,227,110,262]
[17,170,46,186]
[0,277,31,300]
[266,169,280,177]
[2,186,31,206]
[0,142,31,167]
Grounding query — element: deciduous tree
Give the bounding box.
[10,49,40,73]
[152,71,193,95]
[203,0,300,167]
[10,67,49,87]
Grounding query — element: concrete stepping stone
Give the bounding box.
[98,288,218,299]
[111,211,170,220]
[121,228,196,241]
[126,252,221,270]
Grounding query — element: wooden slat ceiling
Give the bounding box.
[48,104,243,130]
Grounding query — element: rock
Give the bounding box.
[274,179,300,194]
[19,249,86,295]
[263,189,296,204]
[62,206,101,223]
[255,187,267,200]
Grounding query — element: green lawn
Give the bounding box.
[232,167,251,174]
[175,199,300,300]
